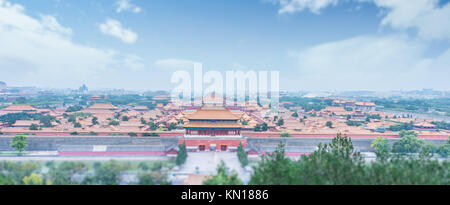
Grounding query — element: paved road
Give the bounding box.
[177,152,252,184]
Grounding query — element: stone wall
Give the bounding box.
[0,136,178,152]
[247,137,447,153]
[0,135,446,153]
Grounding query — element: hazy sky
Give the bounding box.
[0,0,449,91]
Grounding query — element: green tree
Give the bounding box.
[431,121,450,130]
[254,122,268,132]
[346,120,361,127]
[74,122,82,128]
[66,105,83,112]
[0,174,15,185]
[0,161,40,184]
[137,171,154,185]
[249,142,292,185]
[48,161,87,185]
[437,137,450,157]
[203,161,243,185]
[176,142,188,166]
[250,133,366,185]
[168,122,178,131]
[68,115,76,123]
[276,118,284,126]
[10,135,27,155]
[22,173,44,185]
[392,131,424,153]
[420,142,438,158]
[109,120,120,126]
[388,122,413,131]
[140,117,147,125]
[149,121,158,130]
[326,121,333,128]
[280,132,291,138]
[371,136,390,159]
[39,115,56,127]
[92,117,99,125]
[237,142,248,167]
[89,160,129,185]
[261,122,268,131]
[138,162,149,171]
[29,123,39,130]
[128,132,138,137]
[254,124,261,132]
[250,132,450,185]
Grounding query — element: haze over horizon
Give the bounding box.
[1,0,449,91]
[1,80,448,94]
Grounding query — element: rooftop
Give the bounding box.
[184,122,243,128]
[1,104,37,111]
[186,107,240,121]
[87,103,117,110]
[13,120,40,127]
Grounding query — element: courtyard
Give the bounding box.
[172,152,252,184]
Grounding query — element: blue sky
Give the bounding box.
[0,0,449,91]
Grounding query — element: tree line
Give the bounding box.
[248,133,450,185]
[204,133,450,185]
[0,160,172,185]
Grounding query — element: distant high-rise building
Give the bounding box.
[0,81,6,92]
[78,84,88,93]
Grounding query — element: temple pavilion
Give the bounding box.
[181,106,246,152]
[183,106,242,137]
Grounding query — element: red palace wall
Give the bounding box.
[1,131,184,137]
[179,138,247,152]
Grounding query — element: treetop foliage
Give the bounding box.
[237,142,249,167]
[249,133,450,185]
[202,161,243,185]
[176,142,188,166]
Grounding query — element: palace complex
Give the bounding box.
[0,93,448,155]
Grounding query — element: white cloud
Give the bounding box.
[272,0,450,40]
[99,18,138,44]
[289,35,450,90]
[122,55,145,71]
[269,0,450,90]
[116,0,141,14]
[154,59,200,70]
[40,15,72,36]
[272,0,339,14]
[373,0,450,40]
[0,0,144,89]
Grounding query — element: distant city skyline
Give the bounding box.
[0,0,449,91]
[1,80,449,96]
